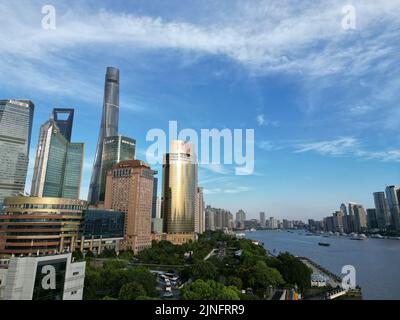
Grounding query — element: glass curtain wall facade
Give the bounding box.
[31,118,84,199]
[386,186,400,230]
[83,209,125,239]
[0,100,34,210]
[161,141,197,233]
[52,108,74,142]
[98,135,136,202]
[0,197,86,256]
[88,67,120,205]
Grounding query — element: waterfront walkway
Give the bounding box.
[299,256,342,288]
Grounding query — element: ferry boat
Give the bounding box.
[318,242,330,247]
[350,234,367,241]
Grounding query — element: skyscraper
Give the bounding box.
[52,108,74,142]
[235,209,246,229]
[373,192,390,230]
[205,205,215,231]
[104,160,155,254]
[385,186,400,230]
[353,204,367,233]
[332,211,344,233]
[348,202,357,216]
[88,67,120,205]
[260,212,266,227]
[152,177,158,219]
[98,135,136,202]
[161,141,197,241]
[31,112,84,199]
[366,208,378,230]
[0,100,34,209]
[195,187,205,234]
[340,203,348,215]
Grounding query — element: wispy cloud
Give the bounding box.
[294,137,400,162]
[204,186,252,195]
[294,137,357,156]
[1,1,400,88]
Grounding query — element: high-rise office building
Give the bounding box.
[260,212,266,227]
[152,177,158,219]
[269,217,279,229]
[353,204,367,233]
[0,100,34,210]
[332,211,344,233]
[205,206,215,231]
[104,160,155,254]
[31,112,84,199]
[366,208,378,230]
[385,186,400,230]
[235,209,246,229]
[52,108,74,142]
[348,202,357,216]
[98,135,136,202]
[343,214,355,233]
[195,187,205,234]
[373,192,390,230]
[340,203,348,215]
[0,197,86,256]
[161,141,197,239]
[88,67,120,205]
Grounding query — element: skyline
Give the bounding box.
[1,1,399,220]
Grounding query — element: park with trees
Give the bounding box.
[81,230,312,300]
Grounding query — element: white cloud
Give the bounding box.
[294,137,400,162]
[294,137,357,155]
[256,114,266,126]
[1,1,400,85]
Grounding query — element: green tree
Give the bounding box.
[273,253,312,291]
[225,277,243,290]
[191,260,218,281]
[119,282,146,300]
[103,259,128,270]
[98,248,117,258]
[244,261,284,296]
[181,279,240,300]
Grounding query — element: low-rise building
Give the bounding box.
[0,253,85,300]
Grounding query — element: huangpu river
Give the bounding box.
[244,230,400,300]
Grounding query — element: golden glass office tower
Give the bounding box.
[161,141,197,234]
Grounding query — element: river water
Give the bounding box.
[244,230,400,300]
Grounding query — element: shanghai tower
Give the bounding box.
[88,67,120,205]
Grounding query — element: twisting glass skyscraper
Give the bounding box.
[161,140,197,233]
[88,67,120,205]
[0,100,34,209]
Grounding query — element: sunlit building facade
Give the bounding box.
[161,141,197,239]
[31,113,84,200]
[104,160,155,254]
[0,100,34,210]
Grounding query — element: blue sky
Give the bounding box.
[1,0,399,220]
